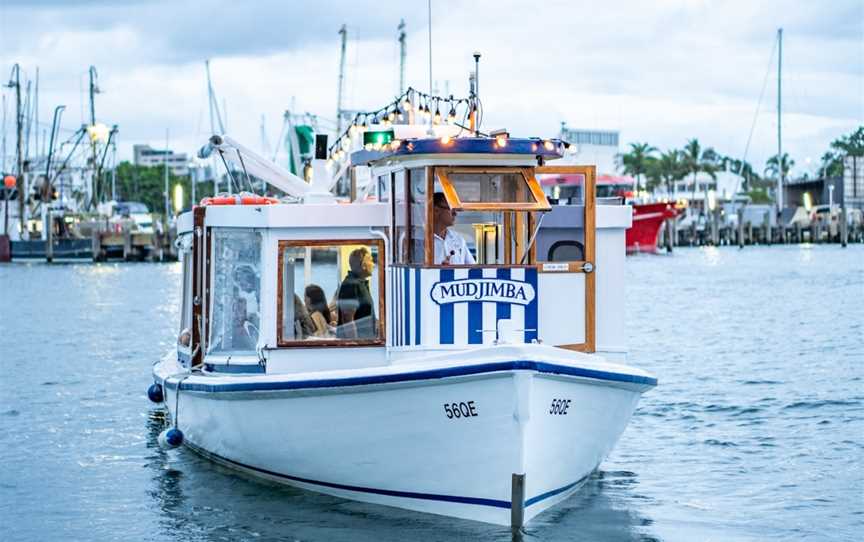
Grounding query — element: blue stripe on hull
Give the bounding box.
[163,359,657,393]
[185,442,593,512]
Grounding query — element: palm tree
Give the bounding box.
[764,153,795,181]
[647,149,687,195]
[617,142,657,193]
[682,139,718,201]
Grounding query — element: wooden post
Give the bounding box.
[123,229,132,260]
[737,208,744,249]
[840,206,848,248]
[511,473,525,529]
[45,209,53,263]
[763,213,771,245]
[711,207,719,246]
[91,230,101,262]
[665,218,674,253]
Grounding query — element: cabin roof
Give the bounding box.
[350,137,565,167]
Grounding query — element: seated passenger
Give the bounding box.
[304,284,334,337]
[293,294,316,339]
[432,192,476,265]
[336,247,376,339]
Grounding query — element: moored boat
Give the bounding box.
[149,127,656,527]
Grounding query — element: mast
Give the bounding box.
[398,19,406,95]
[205,60,225,195]
[336,24,347,134]
[776,28,783,211]
[88,66,100,208]
[164,129,170,222]
[7,64,24,236]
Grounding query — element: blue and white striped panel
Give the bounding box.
[415,267,539,346]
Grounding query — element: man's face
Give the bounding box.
[434,199,457,228]
[361,252,374,277]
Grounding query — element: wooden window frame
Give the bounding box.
[276,238,387,348]
[436,167,552,212]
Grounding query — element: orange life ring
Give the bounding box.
[200,195,280,206]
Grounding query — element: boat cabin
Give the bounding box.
[174,137,631,374]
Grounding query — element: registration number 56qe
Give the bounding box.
[444,401,478,419]
[549,398,571,415]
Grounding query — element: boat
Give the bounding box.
[148,125,657,527]
[539,172,678,254]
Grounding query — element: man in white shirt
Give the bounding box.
[433,192,476,265]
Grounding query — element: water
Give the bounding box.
[1,245,862,541]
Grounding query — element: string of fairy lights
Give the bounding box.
[326,86,476,165]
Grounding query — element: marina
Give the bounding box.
[1,244,860,541]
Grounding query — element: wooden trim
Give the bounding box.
[425,167,434,265]
[190,206,206,367]
[584,165,596,353]
[522,168,553,211]
[275,238,386,348]
[534,164,597,353]
[436,167,551,212]
[437,169,462,210]
[528,212,537,264]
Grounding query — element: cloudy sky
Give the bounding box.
[2,0,862,176]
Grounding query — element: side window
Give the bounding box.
[408,168,426,263]
[177,233,193,352]
[278,240,384,346]
[209,229,262,353]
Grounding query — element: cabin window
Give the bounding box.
[177,233,193,354]
[208,229,262,353]
[277,239,385,346]
[377,174,390,203]
[436,167,550,211]
[408,168,427,263]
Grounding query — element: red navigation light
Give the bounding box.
[3,175,15,189]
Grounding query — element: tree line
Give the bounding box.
[617,126,864,203]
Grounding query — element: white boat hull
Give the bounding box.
[154,346,654,526]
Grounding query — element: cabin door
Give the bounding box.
[533,165,596,352]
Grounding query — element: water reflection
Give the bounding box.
[145,406,657,542]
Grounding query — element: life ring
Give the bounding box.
[200,194,280,206]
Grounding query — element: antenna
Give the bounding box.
[398,19,407,95]
[337,24,347,134]
[427,1,433,99]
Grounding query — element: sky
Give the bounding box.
[1,0,862,177]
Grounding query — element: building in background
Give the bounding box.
[133,144,189,176]
[558,124,619,175]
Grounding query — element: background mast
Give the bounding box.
[776,28,783,211]
[336,24,347,134]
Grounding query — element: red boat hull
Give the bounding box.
[626,202,678,254]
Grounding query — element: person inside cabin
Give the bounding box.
[433,192,476,265]
[293,294,316,339]
[336,247,376,339]
[178,328,191,348]
[304,284,334,337]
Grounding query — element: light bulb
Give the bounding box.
[495,134,507,147]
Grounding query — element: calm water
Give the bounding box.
[1,245,862,541]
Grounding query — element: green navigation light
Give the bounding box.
[363,130,395,146]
